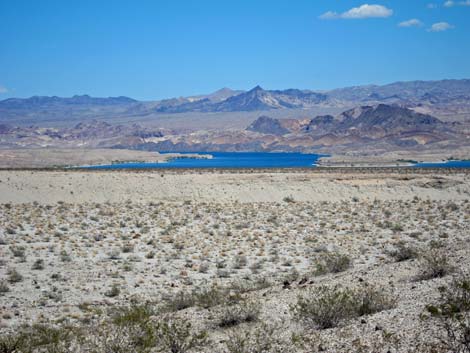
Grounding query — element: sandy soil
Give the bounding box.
[318,147,470,167]
[0,169,469,352]
[0,149,208,168]
[0,169,469,204]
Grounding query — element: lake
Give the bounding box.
[412,160,470,168]
[85,152,324,169]
[83,153,470,169]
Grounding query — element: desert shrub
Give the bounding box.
[145,251,155,259]
[9,246,25,258]
[417,248,454,281]
[163,291,196,311]
[314,252,352,275]
[122,243,134,253]
[105,305,156,353]
[111,304,156,326]
[60,250,72,262]
[0,333,27,353]
[233,255,248,269]
[7,268,23,283]
[291,284,395,330]
[0,280,9,294]
[104,284,121,298]
[390,223,404,232]
[32,258,45,270]
[426,276,470,353]
[193,286,241,309]
[226,323,293,353]
[387,242,418,262]
[218,301,260,328]
[156,316,208,353]
[19,324,77,353]
[356,286,396,317]
[283,196,295,203]
[292,285,356,329]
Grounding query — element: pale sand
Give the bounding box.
[0,169,469,352]
[0,148,209,168]
[0,169,469,204]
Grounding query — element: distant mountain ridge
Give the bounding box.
[1,79,470,126]
[2,103,466,154]
[0,95,137,109]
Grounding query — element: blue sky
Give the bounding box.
[0,0,468,100]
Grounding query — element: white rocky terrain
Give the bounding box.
[0,169,469,352]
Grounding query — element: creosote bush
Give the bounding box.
[104,284,121,298]
[0,306,208,353]
[164,286,243,312]
[426,275,470,353]
[387,242,418,262]
[7,268,23,283]
[157,316,208,353]
[226,323,293,353]
[417,247,454,281]
[314,252,352,275]
[291,284,395,329]
[218,300,260,328]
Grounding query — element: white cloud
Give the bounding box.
[427,3,438,8]
[398,19,424,27]
[444,0,470,6]
[0,86,8,94]
[319,4,393,20]
[428,22,455,31]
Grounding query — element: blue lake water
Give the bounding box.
[85,152,324,169]
[412,160,470,168]
[82,153,470,169]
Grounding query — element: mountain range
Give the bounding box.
[0,79,469,157]
[1,79,470,126]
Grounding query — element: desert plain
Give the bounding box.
[0,168,469,352]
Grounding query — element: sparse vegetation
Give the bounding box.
[426,276,470,353]
[417,247,454,280]
[217,300,260,328]
[314,252,352,275]
[104,284,121,298]
[0,177,468,352]
[291,284,395,329]
[387,241,418,262]
[7,268,23,283]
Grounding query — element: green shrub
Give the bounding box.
[217,301,260,328]
[32,258,45,270]
[426,276,470,353]
[314,252,352,275]
[387,242,418,262]
[0,280,9,294]
[418,248,454,280]
[194,286,241,309]
[0,333,27,353]
[164,291,196,312]
[291,284,395,329]
[226,323,292,353]
[156,316,208,353]
[7,268,23,283]
[9,246,25,258]
[104,284,121,298]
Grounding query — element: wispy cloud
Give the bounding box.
[0,85,8,94]
[427,3,438,8]
[444,0,470,6]
[320,4,393,20]
[428,22,455,32]
[398,19,424,27]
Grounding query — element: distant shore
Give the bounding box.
[0,148,212,169]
